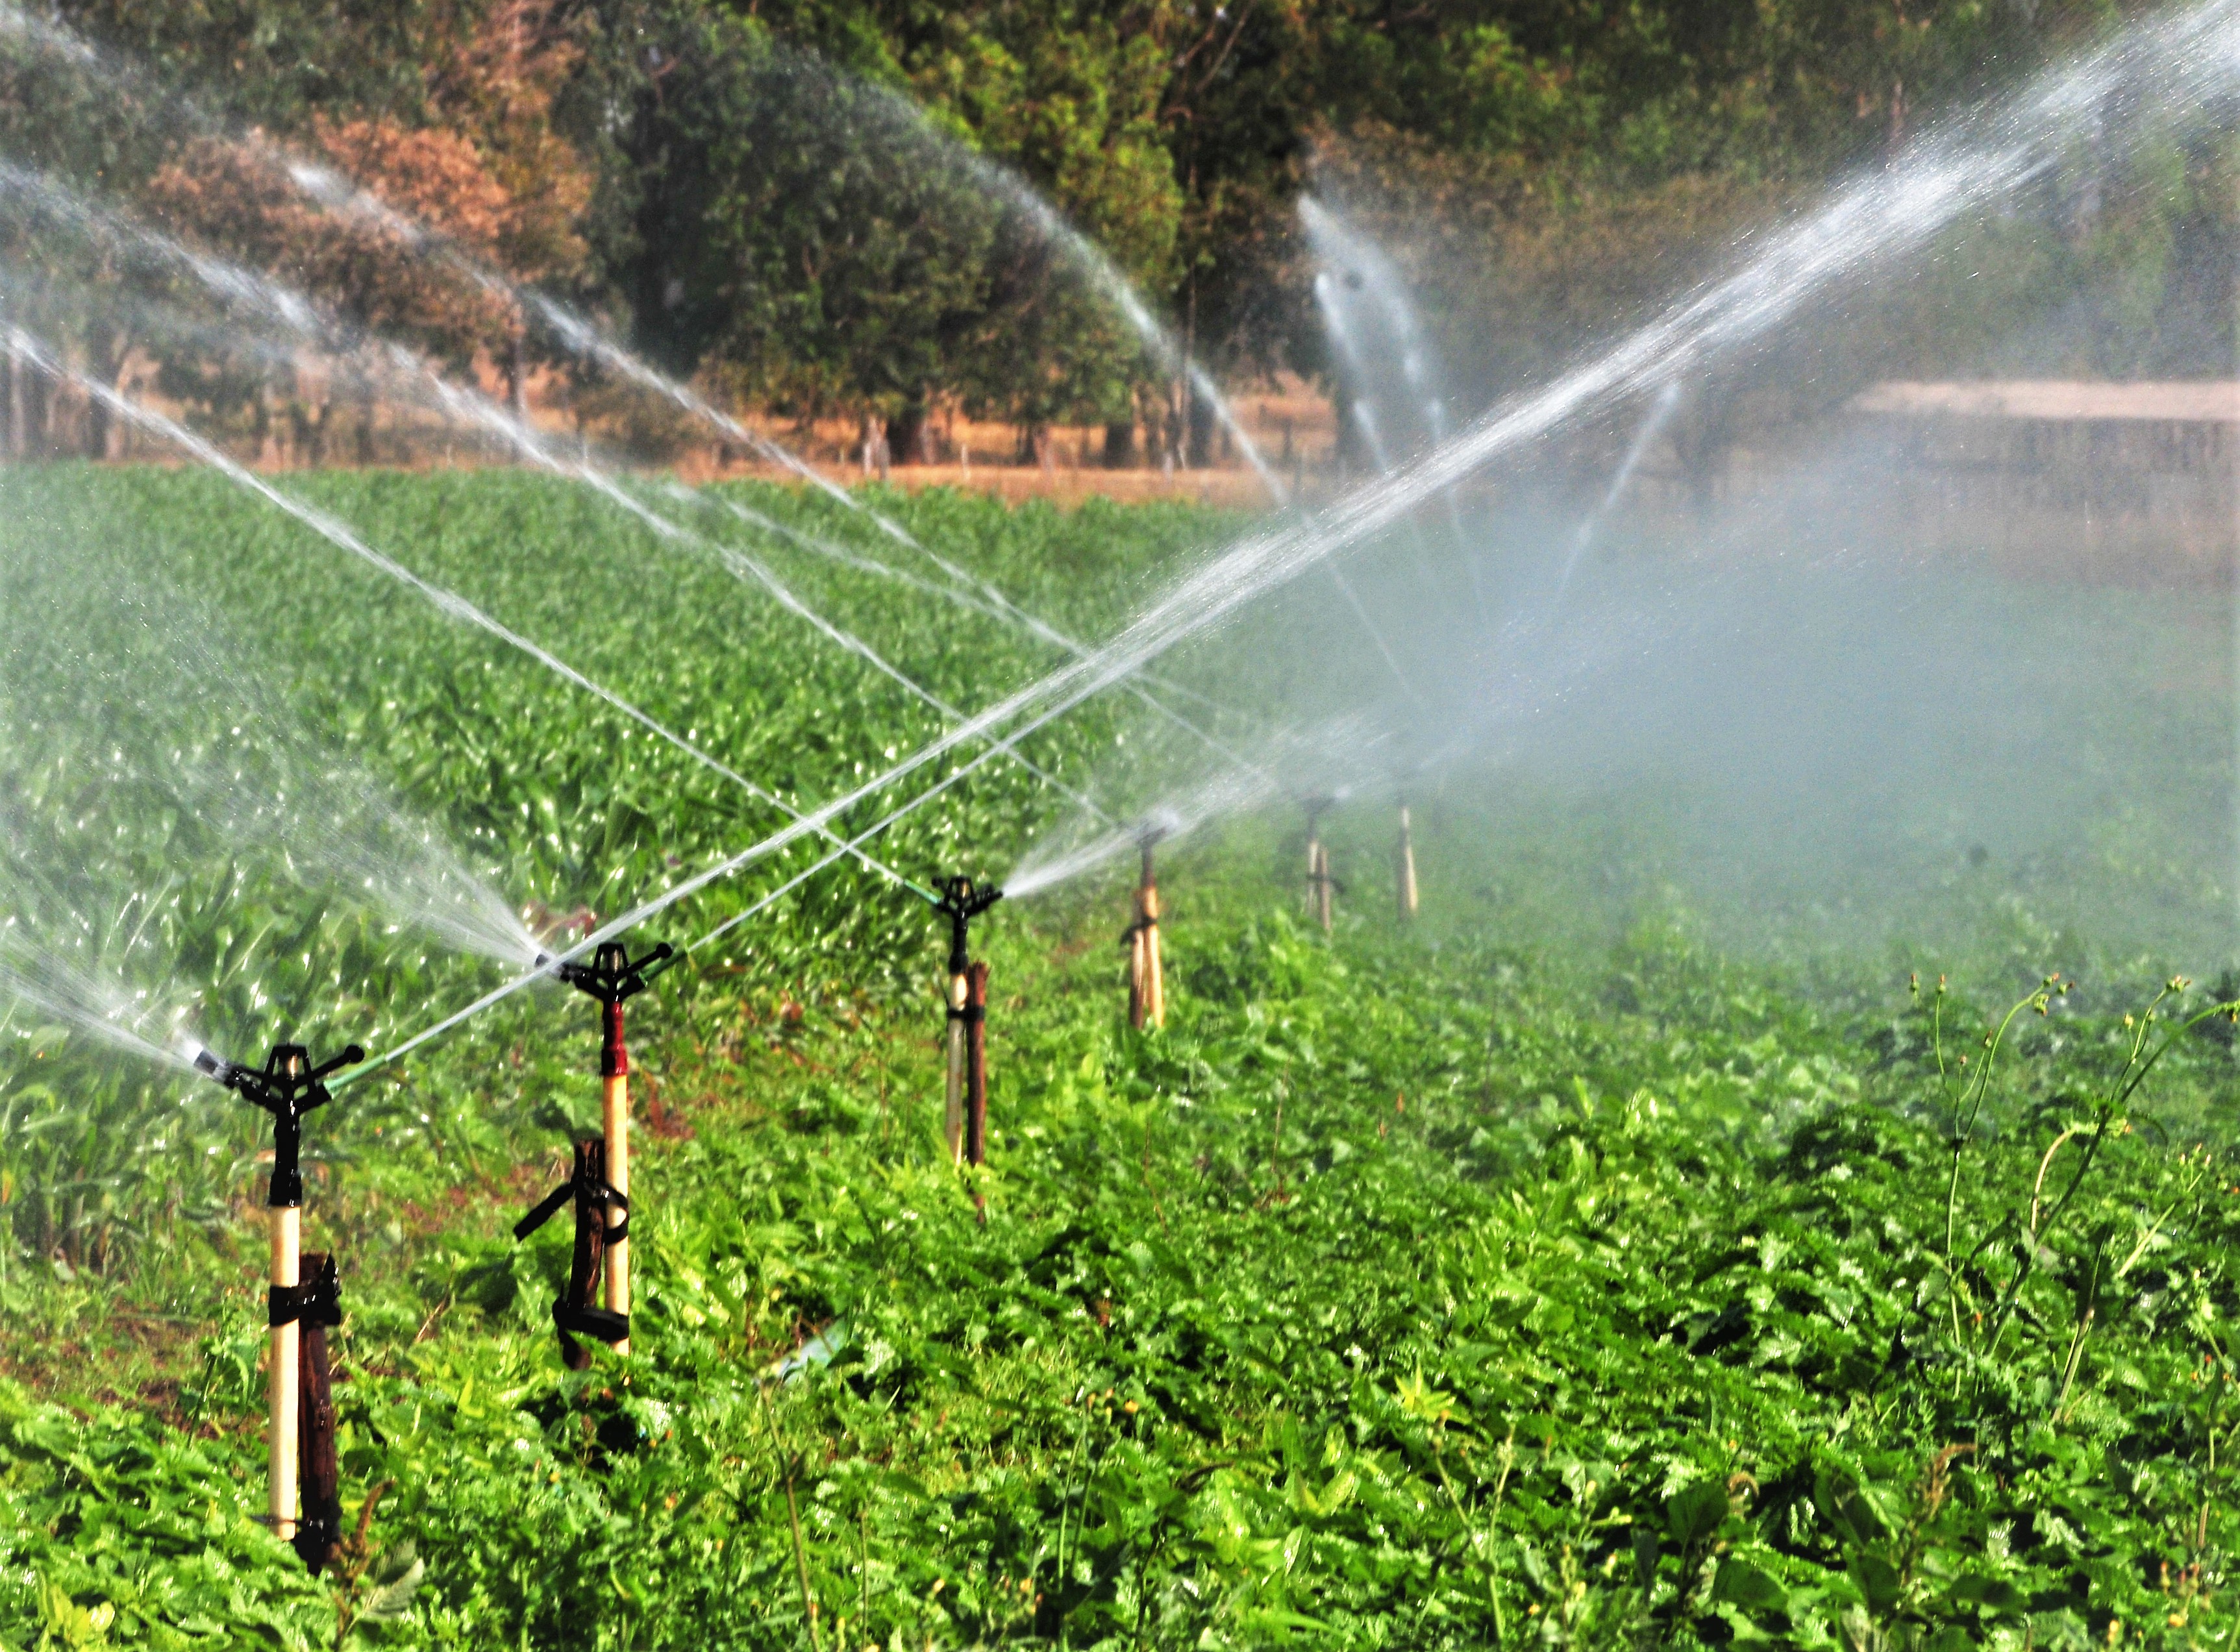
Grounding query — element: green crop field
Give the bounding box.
[0,467,2235,1652]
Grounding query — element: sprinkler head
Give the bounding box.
[210,1042,365,1209]
[551,941,673,1006]
[933,875,1003,976]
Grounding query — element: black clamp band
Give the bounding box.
[268,1254,342,1329]
[554,1300,630,1345]
[516,1174,627,1243]
[959,1004,986,1026]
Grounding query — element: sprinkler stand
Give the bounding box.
[547,941,672,1360]
[515,1136,629,1368]
[932,876,1002,1166]
[1304,798,1337,933]
[964,961,991,1165]
[293,1251,343,1573]
[1125,831,1167,1030]
[197,1041,361,1568]
[1396,802,1419,923]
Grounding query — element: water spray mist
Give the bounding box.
[196,1041,362,1572]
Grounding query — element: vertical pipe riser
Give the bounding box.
[964,962,990,1167]
[268,1207,299,1542]
[945,973,967,1164]
[601,993,630,1354]
[1398,806,1419,922]
[1140,883,1164,1029]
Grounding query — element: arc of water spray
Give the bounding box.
[397,359,1117,828]
[340,0,2240,1075]
[0,321,947,904]
[0,164,1106,839]
[0,9,1277,809]
[1551,379,1685,609]
[275,68,1284,767]
[690,491,1271,770]
[1307,264,1460,675]
[1307,206,1483,624]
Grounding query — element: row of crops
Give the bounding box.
[0,467,2235,1649]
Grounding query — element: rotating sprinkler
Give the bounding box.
[195,1041,364,1573]
[932,876,1002,1166]
[1123,824,1169,1030]
[516,941,673,1363]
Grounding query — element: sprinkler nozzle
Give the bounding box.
[552,941,672,1006]
[210,1042,364,1208]
[933,876,1003,976]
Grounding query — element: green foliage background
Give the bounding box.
[17,0,2234,445]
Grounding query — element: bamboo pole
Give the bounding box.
[963,962,991,1166]
[945,969,968,1165]
[1132,839,1165,1029]
[1397,804,1419,922]
[296,1251,340,1575]
[601,1001,630,1357]
[268,1205,299,1543]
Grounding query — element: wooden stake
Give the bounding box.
[601,1000,630,1357]
[1397,804,1419,922]
[1126,918,1147,1028]
[297,1251,341,1574]
[1131,841,1165,1029]
[268,1205,299,1543]
[944,970,967,1165]
[1313,841,1334,933]
[963,962,990,1166]
[602,1073,630,1355]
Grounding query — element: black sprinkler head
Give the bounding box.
[550,941,673,1006]
[210,1041,365,1209]
[934,875,1003,976]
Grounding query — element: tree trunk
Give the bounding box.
[1186,388,1215,469]
[1102,417,1136,469]
[508,334,530,423]
[25,367,50,459]
[888,395,930,465]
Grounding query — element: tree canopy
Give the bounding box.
[5,0,2215,456]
